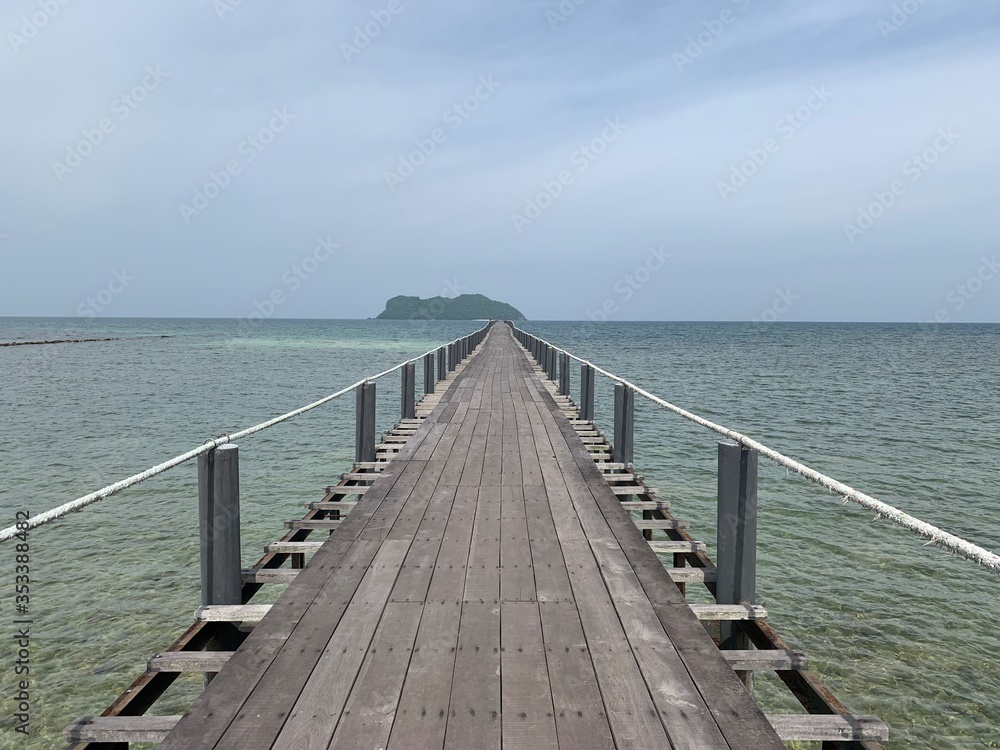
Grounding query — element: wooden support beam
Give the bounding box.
[283,519,342,530]
[648,540,706,554]
[195,604,271,624]
[667,567,717,583]
[720,649,809,672]
[322,484,369,494]
[689,604,767,621]
[632,518,687,530]
[264,541,323,553]
[148,651,234,673]
[306,500,358,510]
[65,716,181,744]
[618,500,671,511]
[766,715,889,742]
[242,569,299,584]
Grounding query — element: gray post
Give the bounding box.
[423,353,435,395]
[549,348,558,380]
[401,362,416,419]
[580,364,595,421]
[612,384,634,464]
[199,444,242,607]
[437,346,446,381]
[559,353,570,396]
[717,440,758,681]
[356,381,376,462]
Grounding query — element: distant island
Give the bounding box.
[376,294,526,321]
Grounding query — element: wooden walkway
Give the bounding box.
[153,323,785,750]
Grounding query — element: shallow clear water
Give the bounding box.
[1,318,998,749]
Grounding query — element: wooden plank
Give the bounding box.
[648,540,706,554]
[242,569,298,584]
[721,649,809,671]
[307,500,358,510]
[387,600,463,747]
[271,540,411,749]
[689,604,768,621]
[264,541,323,553]
[553,540,672,748]
[425,486,477,602]
[631,518,687,530]
[284,519,341,530]
[500,601,559,749]
[442,600,502,750]
[195,605,271,623]
[66,716,180,743]
[523,485,574,603]
[327,601,424,750]
[148,651,233,673]
[500,485,536,602]
[619,500,671,511]
[538,601,615,750]
[667,567,717,583]
[767,714,889,741]
[389,485,458,603]
[465,485,501,602]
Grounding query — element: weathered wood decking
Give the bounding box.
[156,323,786,750]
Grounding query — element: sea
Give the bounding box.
[1,317,998,749]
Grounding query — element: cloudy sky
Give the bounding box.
[1,0,998,321]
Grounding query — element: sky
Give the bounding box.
[1,0,998,322]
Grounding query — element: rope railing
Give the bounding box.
[511,324,1000,573]
[0,325,489,544]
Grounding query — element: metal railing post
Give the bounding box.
[423,353,435,395]
[612,384,634,464]
[580,364,595,421]
[198,444,242,608]
[355,381,376,462]
[401,362,416,419]
[717,440,758,685]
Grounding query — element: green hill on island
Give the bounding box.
[376,294,525,321]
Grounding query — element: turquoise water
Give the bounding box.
[1,318,998,748]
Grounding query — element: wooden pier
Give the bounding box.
[66,323,887,749]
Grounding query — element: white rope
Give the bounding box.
[513,326,1000,573]
[0,326,488,543]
